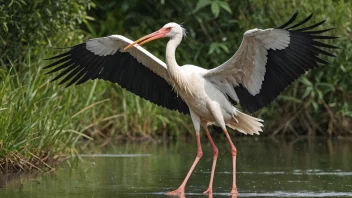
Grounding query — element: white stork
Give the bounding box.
[44,12,337,195]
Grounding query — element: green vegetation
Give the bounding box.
[86,0,352,136]
[0,0,93,59]
[1,0,351,172]
[0,0,93,172]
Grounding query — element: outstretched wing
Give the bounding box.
[203,12,338,113]
[44,35,189,114]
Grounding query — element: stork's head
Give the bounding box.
[124,22,185,50]
[162,22,186,38]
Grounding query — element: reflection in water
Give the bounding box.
[0,138,352,198]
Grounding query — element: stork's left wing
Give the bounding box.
[44,35,189,114]
[203,12,338,113]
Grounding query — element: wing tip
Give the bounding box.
[277,10,299,29]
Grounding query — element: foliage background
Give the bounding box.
[0,0,351,171]
[83,0,352,136]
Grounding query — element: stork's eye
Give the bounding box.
[166,27,172,31]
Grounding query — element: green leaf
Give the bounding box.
[279,95,302,103]
[219,1,232,14]
[208,43,217,55]
[8,0,14,7]
[1,38,6,46]
[211,2,220,17]
[300,77,312,86]
[302,86,312,99]
[193,0,211,13]
[317,82,335,91]
[2,22,8,32]
[345,111,352,118]
[312,101,318,112]
[316,89,323,100]
[219,43,229,53]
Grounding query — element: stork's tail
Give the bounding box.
[227,111,264,135]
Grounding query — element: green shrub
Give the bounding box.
[0,0,93,61]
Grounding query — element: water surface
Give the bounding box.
[1,138,352,197]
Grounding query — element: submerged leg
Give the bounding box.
[202,123,218,194]
[167,110,203,195]
[223,129,238,194]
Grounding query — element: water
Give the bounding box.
[1,138,352,197]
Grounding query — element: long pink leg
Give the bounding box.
[203,126,218,194]
[167,133,203,195]
[224,129,238,194]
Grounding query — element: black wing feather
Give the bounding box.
[287,13,313,29]
[277,11,298,29]
[44,43,189,114]
[237,12,338,113]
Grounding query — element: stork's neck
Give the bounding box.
[166,35,185,86]
[166,35,182,72]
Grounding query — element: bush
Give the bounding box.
[0,0,93,61]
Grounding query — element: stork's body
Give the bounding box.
[163,32,261,134]
[172,65,232,123]
[45,12,337,195]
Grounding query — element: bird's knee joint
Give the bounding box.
[231,147,237,156]
[213,147,219,157]
[197,150,203,158]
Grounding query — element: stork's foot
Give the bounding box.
[166,188,185,196]
[203,187,213,194]
[230,185,238,194]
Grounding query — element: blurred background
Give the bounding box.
[0,0,352,172]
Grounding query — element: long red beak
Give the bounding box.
[124,28,169,50]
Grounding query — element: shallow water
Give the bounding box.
[1,138,352,197]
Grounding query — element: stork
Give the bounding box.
[44,12,337,195]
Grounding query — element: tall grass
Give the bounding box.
[0,49,88,172]
[0,45,192,172]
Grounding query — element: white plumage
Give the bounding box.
[205,28,290,96]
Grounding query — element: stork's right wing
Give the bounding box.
[44,35,189,114]
[204,12,338,113]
